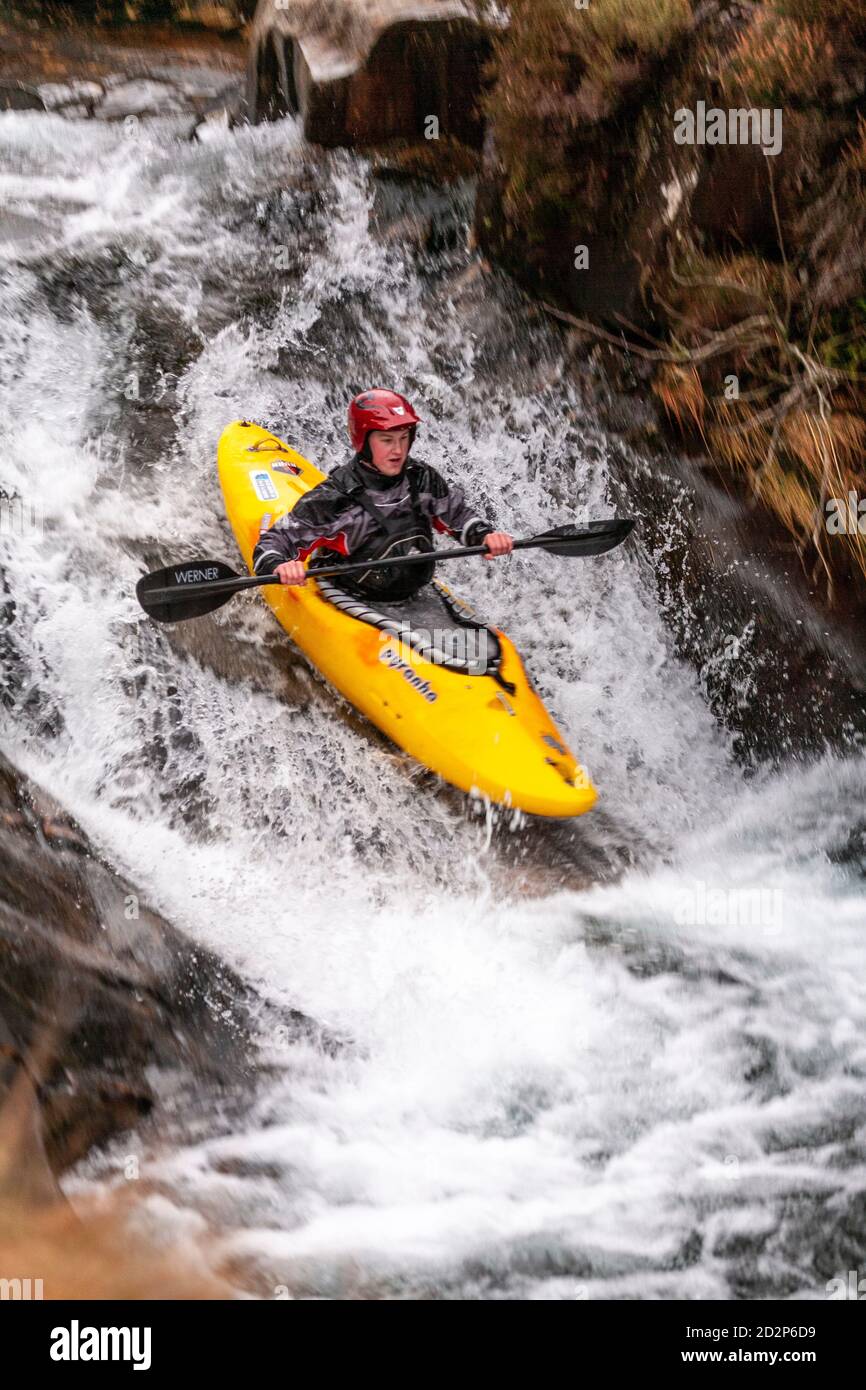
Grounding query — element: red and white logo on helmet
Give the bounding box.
[348,389,422,452]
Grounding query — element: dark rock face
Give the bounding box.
[248,7,491,149]
[311,17,490,149]
[476,9,729,326]
[0,79,46,112]
[689,109,857,268]
[0,750,258,1178]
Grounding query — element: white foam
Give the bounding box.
[2,110,863,1297]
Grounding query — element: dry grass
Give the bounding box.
[664,252,800,333]
[773,0,866,30]
[747,465,821,546]
[484,0,866,600]
[647,246,866,595]
[721,10,837,106]
[782,407,866,479]
[653,363,706,429]
[844,115,866,173]
[711,387,866,590]
[577,0,692,56]
[708,397,773,472]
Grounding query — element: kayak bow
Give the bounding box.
[216,420,604,818]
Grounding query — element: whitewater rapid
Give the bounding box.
[1,110,864,1299]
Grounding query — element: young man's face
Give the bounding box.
[367,426,411,475]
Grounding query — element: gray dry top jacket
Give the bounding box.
[251,453,496,600]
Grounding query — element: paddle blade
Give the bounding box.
[136,559,241,624]
[534,519,635,557]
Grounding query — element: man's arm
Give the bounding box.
[252,486,352,577]
[417,463,497,546]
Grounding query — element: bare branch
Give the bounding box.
[542,301,777,364]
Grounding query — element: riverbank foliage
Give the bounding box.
[482,0,865,603]
[481,0,691,226]
[653,251,866,596]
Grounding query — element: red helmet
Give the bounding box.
[348,389,422,453]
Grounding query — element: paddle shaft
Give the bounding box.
[145,536,546,605]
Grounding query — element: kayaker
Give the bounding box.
[251,389,513,602]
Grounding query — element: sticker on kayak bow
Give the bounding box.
[271,460,302,476]
[379,645,438,703]
[249,469,278,502]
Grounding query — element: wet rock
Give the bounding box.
[249,0,492,148]
[0,12,246,128]
[38,80,105,114]
[827,822,866,878]
[192,81,247,138]
[0,209,51,246]
[0,79,46,112]
[8,0,249,28]
[95,76,190,118]
[0,748,288,1177]
[33,68,244,132]
[0,1017,61,1207]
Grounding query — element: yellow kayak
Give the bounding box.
[217,420,597,818]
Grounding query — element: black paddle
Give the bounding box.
[136,520,635,625]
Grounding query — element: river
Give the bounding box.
[1,108,865,1299]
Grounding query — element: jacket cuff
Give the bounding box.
[464,519,494,547]
[252,546,285,576]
